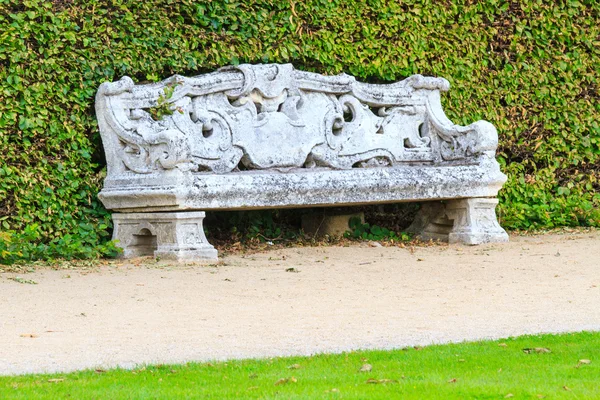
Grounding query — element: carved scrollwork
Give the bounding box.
[96,64,499,177]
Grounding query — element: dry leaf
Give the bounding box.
[522,347,551,354]
[274,377,297,386]
[448,378,458,383]
[287,364,301,369]
[19,334,38,338]
[535,347,551,353]
[563,386,571,391]
[359,364,372,372]
[95,369,106,373]
[47,378,65,383]
[366,378,398,384]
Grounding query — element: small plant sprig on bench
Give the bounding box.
[344,217,411,242]
[149,80,184,121]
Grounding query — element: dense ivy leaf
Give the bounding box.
[0,0,599,263]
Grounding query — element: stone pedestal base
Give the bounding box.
[408,198,508,245]
[112,212,218,262]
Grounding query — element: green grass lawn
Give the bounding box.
[1,332,598,399]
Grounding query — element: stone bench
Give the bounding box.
[96,63,508,261]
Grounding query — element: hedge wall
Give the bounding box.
[1,0,599,262]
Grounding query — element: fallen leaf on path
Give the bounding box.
[359,364,372,372]
[8,277,37,285]
[20,334,38,338]
[368,241,382,247]
[366,378,398,384]
[522,347,551,354]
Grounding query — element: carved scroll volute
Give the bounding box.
[184,94,243,173]
[96,77,135,177]
[97,77,196,176]
[424,90,499,163]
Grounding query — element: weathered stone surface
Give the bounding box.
[97,63,499,179]
[112,212,217,261]
[96,63,508,260]
[302,212,365,238]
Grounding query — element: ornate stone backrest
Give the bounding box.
[96,63,499,178]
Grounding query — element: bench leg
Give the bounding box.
[111,211,218,262]
[408,198,508,245]
[445,198,509,244]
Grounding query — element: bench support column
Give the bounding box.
[409,198,508,245]
[112,212,218,262]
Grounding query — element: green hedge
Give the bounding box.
[1,0,599,263]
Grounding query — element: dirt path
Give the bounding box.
[1,231,599,375]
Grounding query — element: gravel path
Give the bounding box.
[1,231,599,375]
